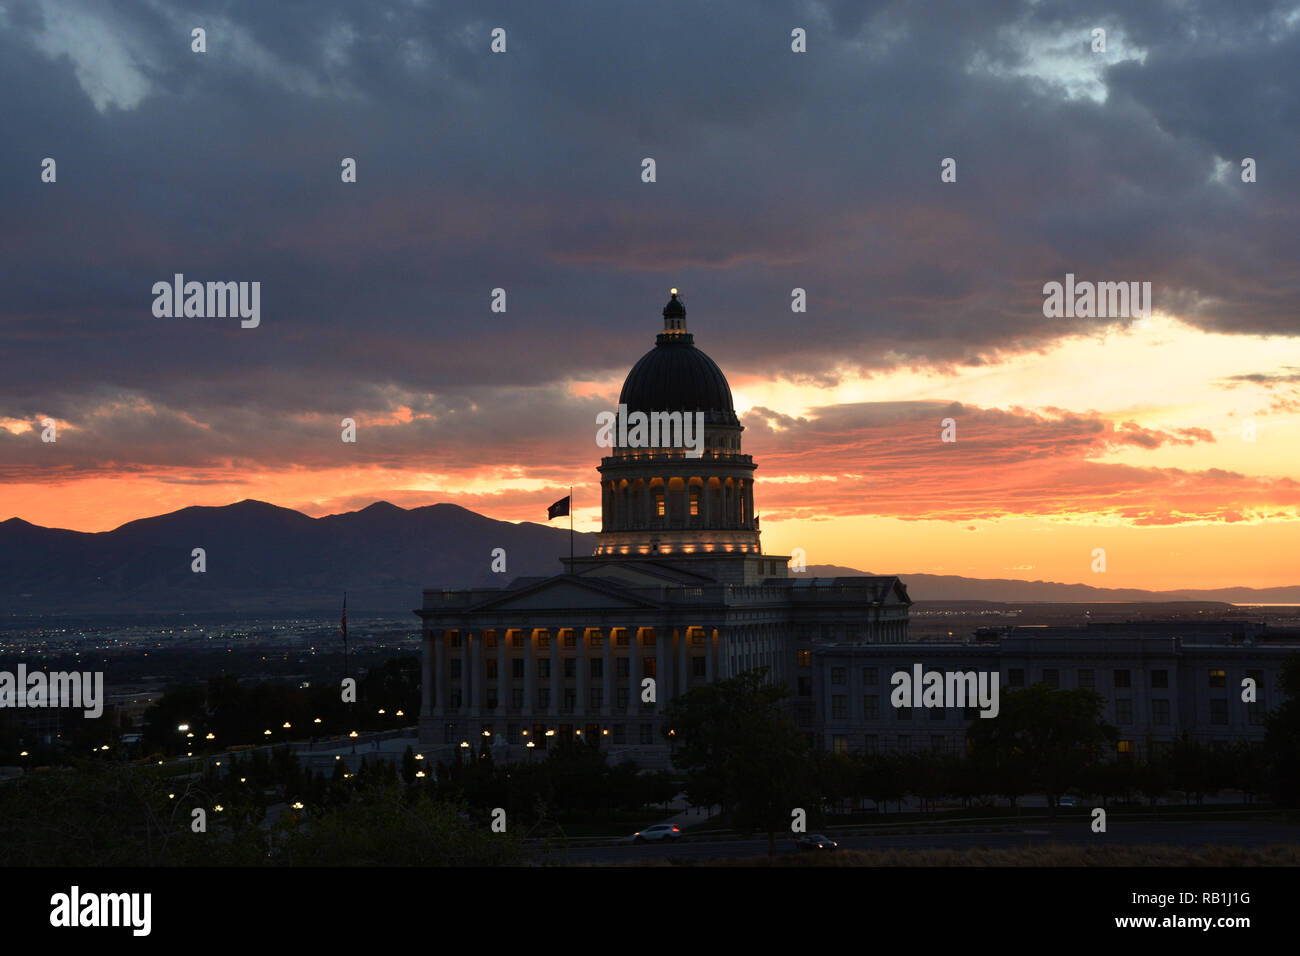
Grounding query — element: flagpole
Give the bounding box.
[569,487,574,564]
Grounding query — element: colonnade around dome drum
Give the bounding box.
[602,473,753,532]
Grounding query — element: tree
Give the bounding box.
[967,684,1115,815]
[1265,653,1300,806]
[661,669,810,853]
[279,783,524,866]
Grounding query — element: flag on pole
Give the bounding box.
[547,496,570,519]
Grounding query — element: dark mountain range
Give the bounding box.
[805,565,1300,605]
[0,500,1294,615]
[0,499,598,615]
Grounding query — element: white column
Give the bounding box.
[656,629,669,704]
[435,632,447,715]
[496,630,507,717]
[549,630,560,719]
[524,630,535,721]
[459,633,470,719]
[602,629,613,718]
[705,628,715,682]
[679,626,689,694]
[576,628,586,718]
[471,631,484,719]
[627,629,640,716]
[422,629,434,716]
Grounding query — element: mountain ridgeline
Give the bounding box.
[1,500,1296,615]
[0,500,598,614]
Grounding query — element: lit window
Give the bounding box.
[1208,668,1226,688]
[1117,740,1133,755]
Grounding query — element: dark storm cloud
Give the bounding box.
[1,0,1297,473]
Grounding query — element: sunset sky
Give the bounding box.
[2,0,1297,591]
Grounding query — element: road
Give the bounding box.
[549,820,1300,863]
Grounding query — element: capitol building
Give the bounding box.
[416,292,1293,764]
[416,291,911,763]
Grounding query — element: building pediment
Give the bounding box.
[468,575,664,613]
[571,559,715,589]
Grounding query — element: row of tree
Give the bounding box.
[659,656,1300,852]
[0,748,522,866]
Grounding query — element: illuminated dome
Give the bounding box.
[618,293,739,427]
[596,290,759,556]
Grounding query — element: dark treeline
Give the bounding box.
[658,659,1300,852]
[0,734,677,865]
